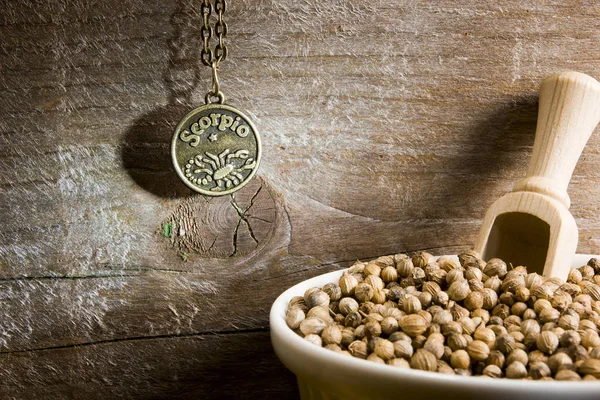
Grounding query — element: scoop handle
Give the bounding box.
[513,71,600,208]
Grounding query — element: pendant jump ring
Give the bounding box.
[206,62,224,104]
[205,91,225,104]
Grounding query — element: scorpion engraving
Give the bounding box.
[184,149,256,191]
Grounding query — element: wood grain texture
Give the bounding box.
[2,0,600,397]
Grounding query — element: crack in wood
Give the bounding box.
[230,185,263,257]
[113,266,198,275]
[0,273,138,282]
[0,327,270,355]
[163,177,278,260]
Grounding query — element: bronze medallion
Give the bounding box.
[172,104,261,196]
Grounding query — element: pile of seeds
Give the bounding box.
[286,251,600,380]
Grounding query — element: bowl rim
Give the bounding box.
[270,253,600,392]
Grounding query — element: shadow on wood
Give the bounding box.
[434,94,539,245]
[121,104,197,198]
[121,0,206,198]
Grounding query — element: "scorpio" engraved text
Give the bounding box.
[179,113,250,147]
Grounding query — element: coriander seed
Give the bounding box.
[339,297,359,316]
[424,337,445,359]
[374,339,395,360]
[410,348,437,371]
[364,275,384,291]
[372,289,386,304]
[447,333,469,351]
[306,289,330,309]
[450,349,471,369]
[555,369,582,381]
[437,255,460,272]
[560,330,581,347]
[322,324,342,345]
[339,273,359,297]
[381,266,398,283]
[344,311,362,328]
[474,327,495,347]
[412,251,433,269]
[483,258,507,278]
[528,350,548,365]
[412,335,427,349]
[464,291,484,311]
[354,283,374,303]
[539,308,560,324]
[307,306,333,322]
[393,340,414,359]
[341,327,355,347]
[367,353,385,364]
[446,269,465,286]
[507,348,529,366]
[433,291,449,307]
[299,317,327,336]
[399,314,428,337]
[324,344,342,353]
[537,331,559,354]
[389,331,411,343]
[396,257,414,278]
[467,340,490,361]
[364,320,382,338]
[286,308,305,330]
[381,316,399,336]
[403,295,422,314]
[348,340,368,359]
[304,334,322,346]
[506,361,528,379]
[387,358,410,368]
[448,279,470,301]
[482,364,502,378]
[364,262,382,277]
[487,350,505,369]
[581,330,600,348]
[515,286,530,302]
[547,352,573,374]
[323,283,342,301]
[418,291,433,308]
[529,361,552,380]
[484,276,502,292]
[289,296,309,313]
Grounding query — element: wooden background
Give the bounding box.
[2,0,600,398]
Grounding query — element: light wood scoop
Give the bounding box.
[475,71,600,280]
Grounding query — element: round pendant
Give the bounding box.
[171,104,261,196]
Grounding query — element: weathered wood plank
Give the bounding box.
[0,244,466,353]
[0,331,299,400]
[2,0,600,278]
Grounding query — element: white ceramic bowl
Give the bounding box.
[270,254,600,400]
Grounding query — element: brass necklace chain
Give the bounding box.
[200,0,227,103]
[171,0,262,197]
[201,0,227,67]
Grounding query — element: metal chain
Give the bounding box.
[214,0,228,63]
[201,0,227,67]
[200,0,228,103]
[200,0,213,67]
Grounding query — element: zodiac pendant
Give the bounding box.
[171,104,261,196]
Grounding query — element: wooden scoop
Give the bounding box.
[475,71,600,280]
